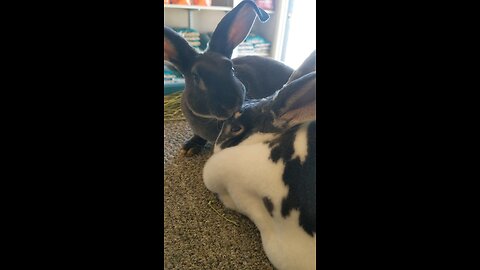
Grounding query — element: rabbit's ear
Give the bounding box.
[272,72,316,127]
[286,50,316,84]
[164,26,199,74]
[207,0,269,58]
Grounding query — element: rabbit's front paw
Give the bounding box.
[181,135,207,157]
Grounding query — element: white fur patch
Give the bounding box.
[204,140,288,223]
[204,142,288,213]
[292,123,309,164]
[213,144,221,154]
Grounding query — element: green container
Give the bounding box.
[164,79,185,95]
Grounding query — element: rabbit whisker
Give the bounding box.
[185,100,229,121]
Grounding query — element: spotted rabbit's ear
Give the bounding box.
[207,0,269,58]
[286,50,317,84]
[272,72,316,127]
[164,26,199,74]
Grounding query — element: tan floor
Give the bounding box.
[163,120,274,269]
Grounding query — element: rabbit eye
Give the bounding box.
[191,71,202,84]
[230,125,243,134]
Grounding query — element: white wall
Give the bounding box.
[282,0,316,69]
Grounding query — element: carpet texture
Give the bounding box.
[163,120,274,269]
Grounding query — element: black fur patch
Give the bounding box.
[267,124,302,163]
[219,129,250,149]
[218,101,281,150]
[262,197,274,217]
[277,122,316,237]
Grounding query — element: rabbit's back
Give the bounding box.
[233,56,294,100]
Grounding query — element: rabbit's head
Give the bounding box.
[214,71,316,152]
[164,0,269,120]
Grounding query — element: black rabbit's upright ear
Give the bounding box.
[272,72,316,127]
[286,50,317,84]
[207,0,269,58]
[164,26,199,74]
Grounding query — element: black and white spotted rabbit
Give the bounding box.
[203,51,316,270]
[164,0,294,156]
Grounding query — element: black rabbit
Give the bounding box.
[164,0,293,156]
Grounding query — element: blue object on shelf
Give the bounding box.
[164,79,185,95]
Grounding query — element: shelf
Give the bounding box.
[164,4,274,13]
